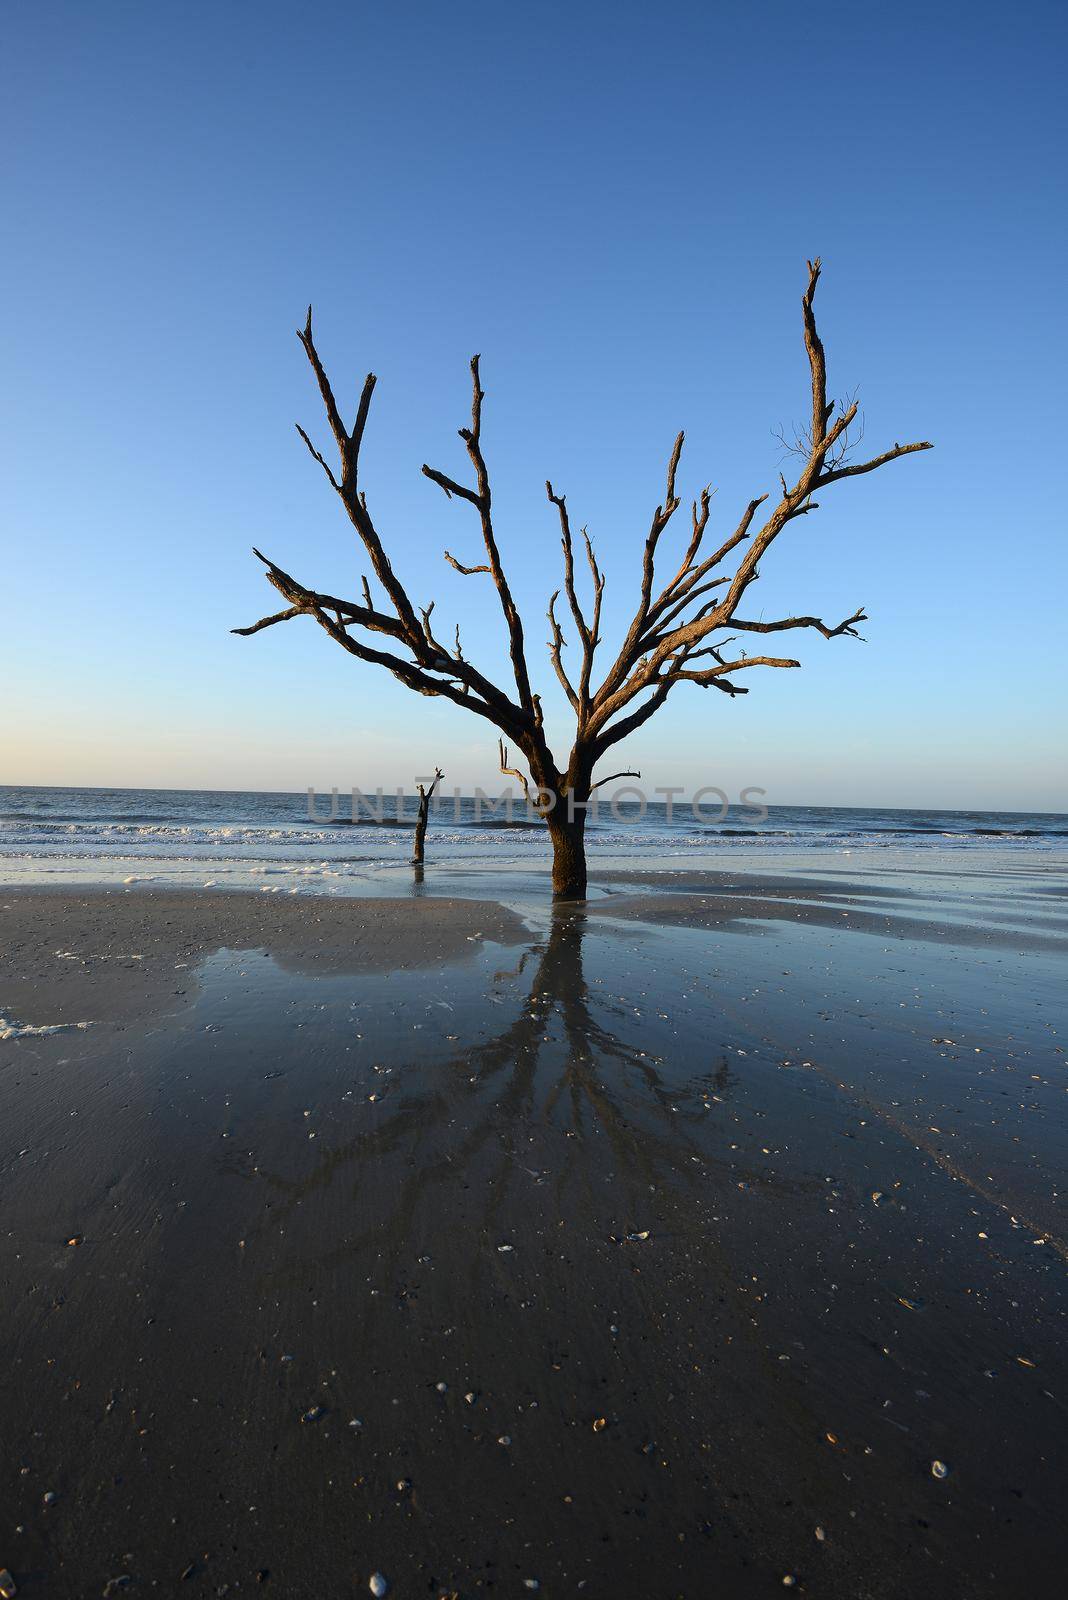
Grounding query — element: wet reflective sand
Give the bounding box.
[0,869,1065,1597]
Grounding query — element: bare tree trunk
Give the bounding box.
[413,799,430,865]
[412,768,443,867]
[548,809,588,899]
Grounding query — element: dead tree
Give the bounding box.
[235,260,931,898]
[412,767,443,866]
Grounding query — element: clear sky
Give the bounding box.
[2,0,1065,809]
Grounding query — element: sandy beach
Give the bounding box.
[1,861,1065,1598]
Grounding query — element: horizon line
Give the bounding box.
[0,781,1064,818]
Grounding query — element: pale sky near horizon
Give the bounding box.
[2,0,1065,811]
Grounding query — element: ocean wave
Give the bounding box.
[2,788,1066,868]
[0,811,178,824]
[705,828,794,837]
[3,815,1066,847]
[327,817,416,829]
[460,817,548,830]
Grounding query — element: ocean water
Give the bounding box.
[1,786,1065,878]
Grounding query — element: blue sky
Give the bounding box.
[2,0,1065,808]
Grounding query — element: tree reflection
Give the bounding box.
[463,905,685,1127]
[242,905,740,1271]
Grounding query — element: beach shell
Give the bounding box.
[931,1459,949,1479]
[368,1576,389,1598]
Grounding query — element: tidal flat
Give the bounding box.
[0,863,1065,1598]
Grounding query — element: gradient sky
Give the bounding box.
[3,0,1065,809]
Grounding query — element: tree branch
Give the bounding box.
[545,481,605,722]
[585,264,930,741]
[547,591,580,712]
[801,257,829,449]
[592,678,677,755]
[730,607,868,641]
[589,769,641,793]
[416,768,444,801]
[236,548,529,735]
[499,739,532,800]
[423,356,537,722]
[242,548,409,640]
[295,423,340,491]
[424,467,482,506]
[231,605,303,637]
[295,311,423,643]
[296,306,350,454]
[546,482,591,653]
[670,653,801,683]
[444,550,491,575]
[597,432,686,704]
[819,440,933,485]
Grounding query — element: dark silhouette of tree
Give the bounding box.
[412,767,443,869]
[235,261,930,896]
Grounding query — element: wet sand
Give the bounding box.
[0,871,1065,1598]
[0,890,528,1029]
